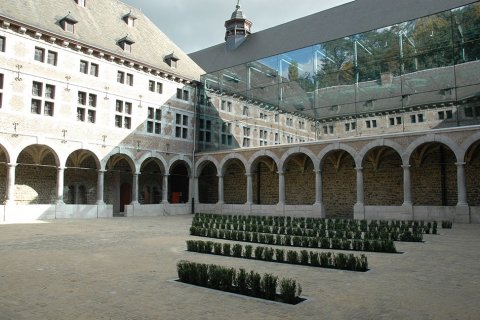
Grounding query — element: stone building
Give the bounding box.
[1,0,480,223]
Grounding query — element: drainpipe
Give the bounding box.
[191,82,199,214]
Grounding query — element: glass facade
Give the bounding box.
[198,3,480,151]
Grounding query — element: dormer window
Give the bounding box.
[60,13,78,33]
[123,12,138,27]
[75,0,85,7]
[118,35,135,53]
[164,52,179,68]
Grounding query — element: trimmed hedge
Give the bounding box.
[177,260,303,304]
[189,226,397,253]
[186,240,369,272]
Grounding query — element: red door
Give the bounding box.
[120,183,132,213]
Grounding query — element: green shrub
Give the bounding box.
[232,244,243,257]
[284,235,292,246]
[335,253,347,269]
[286,250,298,264]
[205,241,214,253]
[236,268,248,294]
[247,271,262,296]
[254,246,264,259]
[213,242,222,255]
[320,252,332,268]
[442,221,453,229]
[279,278,297,304]
[264,248,274,261]
[320,238,330,249]
[275,248,285,262]
[222,243,231,256]
[186,240,198,252]
[300,250,309,265]
[262,273,278,300]
[244,245,253,259]
[310,252,320,266]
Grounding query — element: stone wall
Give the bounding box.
[223,162,247,204]
[252,162,279,205]
[466,156,480,206]
[285,157,315,205]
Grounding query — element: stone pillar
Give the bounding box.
[162,174,169,203]
[402,165,412,205]
[189,175,194,203]
[5,163,17,205]
[314,169,323,205]
[456,162,468,206]
[131,172,139,204]
[278,171,285,205]
[217,174,224,204]
[96,170,105,205]
[56,167,65,204]
[246,173,253,205]
[355,167,364,205]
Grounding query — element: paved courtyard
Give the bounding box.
[0,215,479,320]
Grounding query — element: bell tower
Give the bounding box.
[224,0,252,50]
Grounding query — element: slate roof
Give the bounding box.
[0,0,204,81]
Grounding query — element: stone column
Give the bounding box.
[456,162,468,206]
[314,169,323,205]
[278,171,285,205]
[162,174,169,203]
[355,167,364,205]
[402,165,412,205]
[246,173,253,205]
[217,174,224,204]
[131,172,139,204]
[189,175,194,203]
[56,167,65,204]
[5,163,17,205]
[96,170,105,205]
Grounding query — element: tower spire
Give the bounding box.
[225,0,252,50]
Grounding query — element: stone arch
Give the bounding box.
[318,143,358,168]
[320,147,357,218]
[139,157,166,204]
[403,134,462,164]
[250,154,279,205]
[0,143,11,204]
[409,141,457,206]
[247,150,280,175]
[137,153,168,175]
[465,139,480,206]
[168,155,192,176]
[15,144,61,204]
[279,147,320,172]
[219,153,248,176]
[197,160,219,204]
[195,155,220,176]
[358,139,404,166]
[65,149,101,205]
[361,146,403,206]
[169,159,191,203]
[280,148,317,205]
[222,157,247,204]
[105,153,136,214]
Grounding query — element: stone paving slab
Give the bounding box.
[0,216,479,320]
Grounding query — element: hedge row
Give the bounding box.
[193,213,440,235]
[190,226,397,253]
[177,260,302,304]
[186,240,369,272]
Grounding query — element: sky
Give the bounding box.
[121,0,353,54]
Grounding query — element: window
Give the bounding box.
[274,114,279,123]
[31,81,55,116]
[242,126,251,147]
[90,63,98,76]
[115,100,131,129]
[148,81,163,93]
[243,106,249,116]
[149,80,155,92]
[221,123,233,146]
[146,107,162,135]
[80,60,88,74]
[299,120,305,129]
[0,36,5,52]
[176,89,189,101]
[34,47,45,62]
[323,125,334,135]
[286,117,293,127]
[365,119,377,129]
[199,118,212,143]
[175,113,189,139]
[275,133,279,145]
[0,73,3,109]
[345,121,356,132]
[126,73,133,86]
[389,116,402,126]
[438,110,453,120]
[77,91,96,123]
[260,112,267,120]
[47,51,57,66]
[259,129,268,146]
[117,71,125,84]
[410,114,425,124]
[156,82,163,94]
[75,0,86,7]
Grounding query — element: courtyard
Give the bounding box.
[0,215,479,319]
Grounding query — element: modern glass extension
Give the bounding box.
[198,2,480,150]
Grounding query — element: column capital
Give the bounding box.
[97,169,106,174]
[277,170,284,175]
[455,162,466,166]
[7,163,18,168]
[57,166,65,171]
[401,164,411,169]
[355,167,363,171]
[245,172,253,177]
[217,174,224,178]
